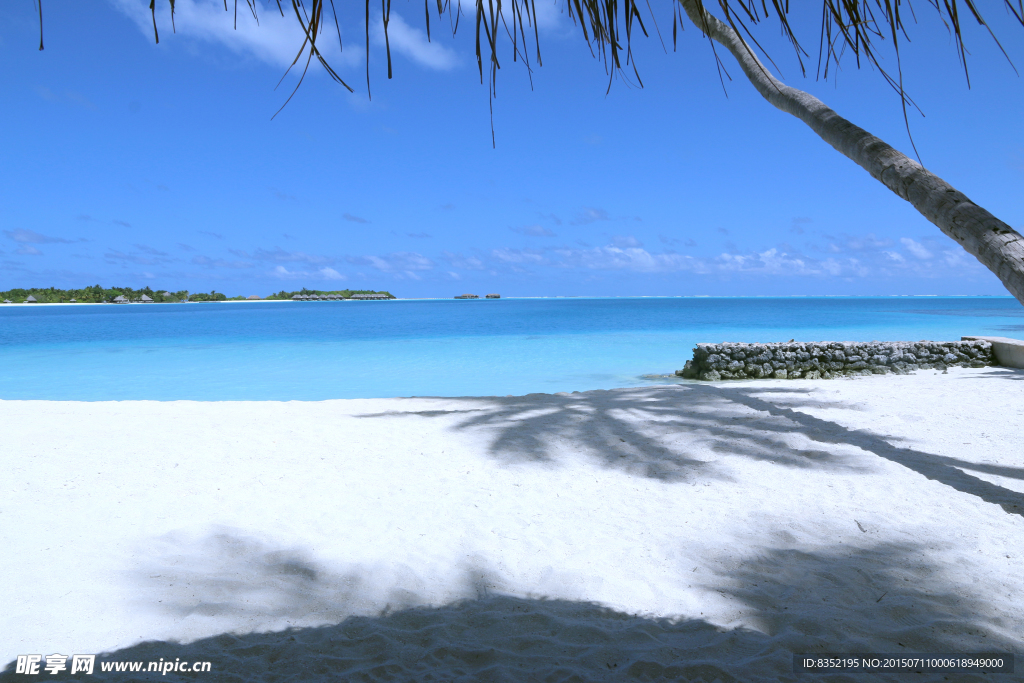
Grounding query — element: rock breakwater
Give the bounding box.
[676,340,994,381]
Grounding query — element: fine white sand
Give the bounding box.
[2,366,1023,681]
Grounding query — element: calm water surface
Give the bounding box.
[0,297,1021,400]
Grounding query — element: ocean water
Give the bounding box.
[0,297,1021,401]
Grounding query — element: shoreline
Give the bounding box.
[3,367,1022,680]
[2,294,1019,307]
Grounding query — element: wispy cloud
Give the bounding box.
[191,255,253,269]
[133,244,169,256]
[406,232,431,238]
[111,0,358,71]
[343,213,370,224]
[200,231,224,239]
[233,247,331,265]
[570,207,608,225]
[348,251,434,275]
[112,220,133,228]
[372,13,459,70]
[3,229,78,244]
[900,237,933,260]
[492,247,545,265]
[610,235,642,248]
[510,224,556,237]
[105,249,175,266]
[271,265,346,280]
[440,251,485,270]
[791,216,812,234]
[15,245,43,256]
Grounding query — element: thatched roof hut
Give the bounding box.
[25,295,38,303]
[486,293,501,298]
[3,299,11,304]
[247,295,261,300]
[112,295,128,303]
[139,295,154,302]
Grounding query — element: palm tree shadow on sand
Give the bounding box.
[359,380,1024,517]
[1,533,1018,682]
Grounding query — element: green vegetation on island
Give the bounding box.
[1,285,189,303]
[0,285,394,304]
[264,289,395,300]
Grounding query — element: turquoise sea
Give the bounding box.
[1,297,1021,401]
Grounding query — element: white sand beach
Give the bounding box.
[2,367,1023,681]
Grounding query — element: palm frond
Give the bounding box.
[37,1,1024,119]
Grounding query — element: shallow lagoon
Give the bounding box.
[0,296,1021,400]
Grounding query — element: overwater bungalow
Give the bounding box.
[351,293,391,300]
[455,294,479,299]
[486,293,501,299]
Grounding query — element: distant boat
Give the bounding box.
[455,294,480,299]
[485,293,500,299]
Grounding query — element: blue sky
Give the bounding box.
[1,1,1022,298]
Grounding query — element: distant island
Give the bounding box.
[0,286,395,304]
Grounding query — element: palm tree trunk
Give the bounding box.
[679,0,1024,305]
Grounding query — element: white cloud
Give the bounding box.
[4,229,76,244]
[349,252,434,273]
[900,238,933,260]
[570,207,609,225]
[191,255,252,269]
[440,251,485,270]
[511,224,556,237]
[373,12,458,70]
[492,247,545,264]
[715,248,869,277]
[237,247,331,265]
[319,267,346,280]
[942,249,973,268]
[610,235,642,248]
[884,251,906,263]
[271,264,344,280]
[111,0,358,71]
[554,246,700,273]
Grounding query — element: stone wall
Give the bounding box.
[676,340,995,381]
